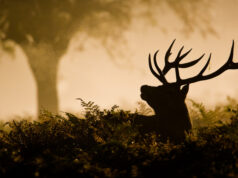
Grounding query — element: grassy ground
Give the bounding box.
[0,99,238,177]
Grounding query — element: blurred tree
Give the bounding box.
[0,0,214,116]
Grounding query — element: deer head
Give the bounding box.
[141,40,238,118]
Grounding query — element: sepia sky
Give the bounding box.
[0,0,238,119]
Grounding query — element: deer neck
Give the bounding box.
[155,102,190,121]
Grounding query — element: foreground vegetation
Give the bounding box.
[0,99,238,177]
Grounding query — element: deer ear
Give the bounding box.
[181,84,189,99]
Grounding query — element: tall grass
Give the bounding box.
[0,98,238,177]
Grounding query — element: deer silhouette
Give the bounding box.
[136,39,238,142]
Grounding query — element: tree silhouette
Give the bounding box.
[0,0,214,115]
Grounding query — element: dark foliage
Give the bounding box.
[0,101,238,177]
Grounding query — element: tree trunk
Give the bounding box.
[36,62,58,114]
[22,43,63,116]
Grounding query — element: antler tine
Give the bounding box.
[179,53,205,68]
[165,39,176,63]
[163,39,176,75]
[179,48,193,61]
[153,50,168,83]
[174,46,185,82]
[227,40,235,65]
[148,53,167,84]
[222,40,238,70]
[175,40,238,86]
[174,45,194,65]
[197,53,212,76]
[175,46,184,63]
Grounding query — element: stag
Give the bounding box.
[136,39,238,142]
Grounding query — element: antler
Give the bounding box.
[148,39,238,86]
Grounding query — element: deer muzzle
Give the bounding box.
[140,85,150,100]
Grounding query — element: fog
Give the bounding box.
[0,0,238,119]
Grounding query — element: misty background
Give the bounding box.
[0,0,238,120]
